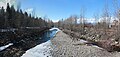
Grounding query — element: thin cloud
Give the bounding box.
[0,2,6,9]
[52,19,59,22]
[0,0,16,9]
[25,8,34,14]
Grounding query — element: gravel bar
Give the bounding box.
[51,31,120,57]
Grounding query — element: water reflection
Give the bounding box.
[37,29,58,43]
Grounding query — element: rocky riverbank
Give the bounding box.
[51,30,120,57]
[61,28,120,52]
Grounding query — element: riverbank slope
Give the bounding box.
[0,27,50,57]
[51,31,120,57]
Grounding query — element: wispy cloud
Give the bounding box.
[0,2,6,9]
[25,8,34,14]
[86,18,95,23]
[52,19,59,22]
[0,0,16,9]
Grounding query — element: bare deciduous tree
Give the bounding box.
[93,12,100,30]
[80,7,86,34]
[101,0,111,36]
[113,0,120,41]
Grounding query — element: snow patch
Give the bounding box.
[0,43,13,51]
[92,45,103,49]
[21,28,60,57]
[49,28,60,31]
[79,39,88,43]
[49,28,60,37]
[21,40,53,57]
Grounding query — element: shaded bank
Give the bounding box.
[0,27,51,57]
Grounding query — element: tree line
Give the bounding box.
[0,3,52,29]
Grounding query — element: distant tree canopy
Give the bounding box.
[0,3,52,29]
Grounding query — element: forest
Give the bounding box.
[56,1,120,52]
[0,3,53,29]
[0,3,54,57]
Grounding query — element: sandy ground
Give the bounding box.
[51,31,120,57]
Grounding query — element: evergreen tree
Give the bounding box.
[11,5,16,28]
[0,3,50,29]
[6,3,11,28]
[0,7,5,28]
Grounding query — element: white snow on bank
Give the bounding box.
[49,28,60,37]
[49,28,60,32]
[21,40,53,57]
[0,29,17,32]
[78,39,102,49]
[92,45,103,49]
[21,28,60,57]
[79,39,88,43]
[0,43,13,51]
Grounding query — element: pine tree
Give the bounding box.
[11,5,16,28]
[0,7,5,28]
[0,3,50,29]
[6,3,12,28]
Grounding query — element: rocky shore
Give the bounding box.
[51,30,120,57]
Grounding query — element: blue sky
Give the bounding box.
[19,0,120,22]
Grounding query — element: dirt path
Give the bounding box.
[51,31,120,57]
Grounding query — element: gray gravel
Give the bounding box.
[50,31,120,57]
